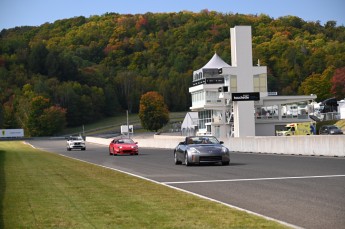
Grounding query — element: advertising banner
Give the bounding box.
[232,92,260,101]
[0,129,24,138]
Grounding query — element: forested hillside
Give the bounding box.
[1,11,345,135]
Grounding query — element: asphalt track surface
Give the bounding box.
[27,139,345,229]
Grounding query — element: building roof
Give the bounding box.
[181,112,198,129]
[195,53,231,73]
[203,52,231,69]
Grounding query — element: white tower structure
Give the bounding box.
[222,26,267,137]
[185,25,316,138]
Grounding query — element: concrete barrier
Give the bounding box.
[86,135,184,149]
[142,135,185,148]
[86,135,345,157]
[86,136,113,146]
[226,135,345,157]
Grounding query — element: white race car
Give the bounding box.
[66,136,86,151]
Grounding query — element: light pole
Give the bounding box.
[126,110,129,138]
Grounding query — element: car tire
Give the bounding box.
[109,148,113,156]
[67,147,71,151]
[222,161,230,166]
[174,152,181,165]
[184,153,190,166]
[82,148,86,151]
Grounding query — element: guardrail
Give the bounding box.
[86,135,345,157]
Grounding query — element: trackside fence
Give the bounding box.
[86,135,345,157]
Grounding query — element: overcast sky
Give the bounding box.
[1,0,344,30]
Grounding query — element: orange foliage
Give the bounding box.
[135,16,148,30]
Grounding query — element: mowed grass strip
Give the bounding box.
[0,141,289,229]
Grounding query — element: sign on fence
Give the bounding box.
[0,129,24,138]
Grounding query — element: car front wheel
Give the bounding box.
[184,153,190,166]
[174,152,181,165]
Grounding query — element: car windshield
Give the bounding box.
[70,136,82,140]
[187,136,219,144]
[329,126,338,130]
[117,139,135,144]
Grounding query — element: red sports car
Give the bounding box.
[109,138,139,156]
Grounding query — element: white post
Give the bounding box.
[126,110,129,138]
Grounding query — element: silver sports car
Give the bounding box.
[174,136,230,166]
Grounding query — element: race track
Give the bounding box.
[27,139,345,229]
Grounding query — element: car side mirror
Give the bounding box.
[219,141,224,144]
[179,141,185,145]
[135,142,138,144]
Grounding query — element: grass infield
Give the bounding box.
[0,141,289,228]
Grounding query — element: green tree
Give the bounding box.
[139,91,169,132]
[28,42,49,75]
[27,96,51,136]
[25,95,66,136]
[115,71,140,113]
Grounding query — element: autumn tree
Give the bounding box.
[2,11,345,129]
[330,67,345,100]
[298,67,334,101]
[39,106,67,136]
[138,91,169,132]
[1,97,18,129]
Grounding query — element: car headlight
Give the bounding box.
[118,146,122,149]
[188,147,199,154]
[221,147,229,154]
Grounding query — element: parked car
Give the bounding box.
[66,135,86,151]
[319,125,343,135]
[109,138,139,155]
[174,136,230,166]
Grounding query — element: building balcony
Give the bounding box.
[190,99,226,111]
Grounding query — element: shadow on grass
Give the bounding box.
[0,149,5,229]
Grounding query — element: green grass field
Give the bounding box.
[0,141,289,228]
[62,111,186,136]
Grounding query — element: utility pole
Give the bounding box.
[126,110,129,138]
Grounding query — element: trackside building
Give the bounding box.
[185,26,317,138]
